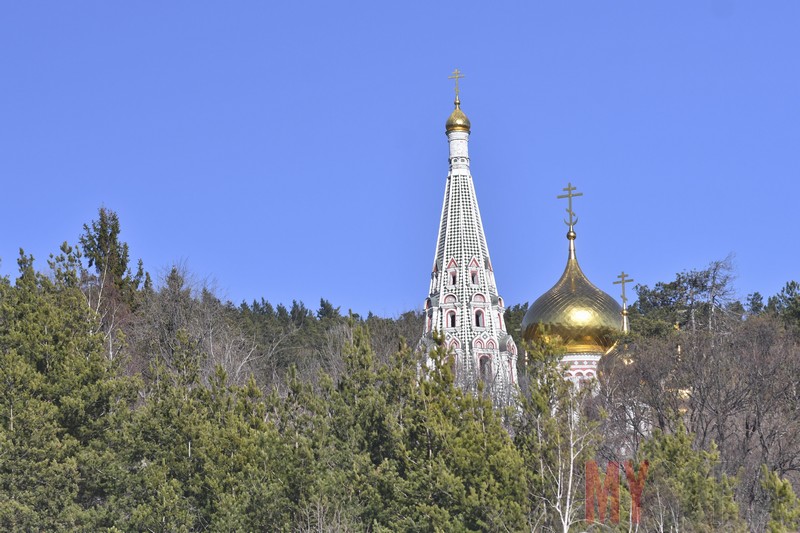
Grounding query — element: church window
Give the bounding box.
[475,310,485,328]
[479,356,492,384]
[471,271,479,285]
[447,311,456,328]
[450,271,457,285]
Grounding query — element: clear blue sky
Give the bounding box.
[2,2,798,316]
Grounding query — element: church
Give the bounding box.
[418,70,628,402]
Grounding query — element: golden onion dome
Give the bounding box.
[445,96,471,133]
[522,230,622,354]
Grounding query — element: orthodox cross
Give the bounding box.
[557,182,583,228]
[448,68,465,99]
[614,271,634,305]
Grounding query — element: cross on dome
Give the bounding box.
[557,182,583,230]
[614,271,635,334]
[613,271,635,306]
[448,68,465,100]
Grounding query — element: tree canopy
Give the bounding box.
[1,209,798,531]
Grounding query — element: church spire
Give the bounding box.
[419,71,517,406]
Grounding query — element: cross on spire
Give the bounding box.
[613,271,635,305]
[557,182,583,228]
[448,68,465,100]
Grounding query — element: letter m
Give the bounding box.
[585,461,620,524]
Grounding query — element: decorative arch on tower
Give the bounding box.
[446,258,458,286]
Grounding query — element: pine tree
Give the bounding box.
[79,207,145,360]
[761,465,800,533]
[322,326,526,531]
[0,251,138,530]
[638,424,744,532]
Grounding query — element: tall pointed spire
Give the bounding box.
[419,72,517,405]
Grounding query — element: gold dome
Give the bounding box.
[445,96,471,133]
[522,232,622,354]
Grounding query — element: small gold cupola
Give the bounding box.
[446,95,471,133]
[445,68,471,133]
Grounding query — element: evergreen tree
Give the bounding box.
[79,207,146,360]
[317,298,341,320]
[320,326,526,531]
[638,424,744,532]
[761,465,800,533]
[0,251,138,530]
[767,280,800,332]
[80,207,136,297]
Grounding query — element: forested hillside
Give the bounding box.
[1,208,799,531]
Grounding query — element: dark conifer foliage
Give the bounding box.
[0,210,798,531]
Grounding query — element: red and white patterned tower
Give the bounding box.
[419,71,518,405]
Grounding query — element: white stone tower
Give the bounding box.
[419,71,518,405]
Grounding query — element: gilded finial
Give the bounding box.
[448,68,465,106]
[557,182,583,232]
